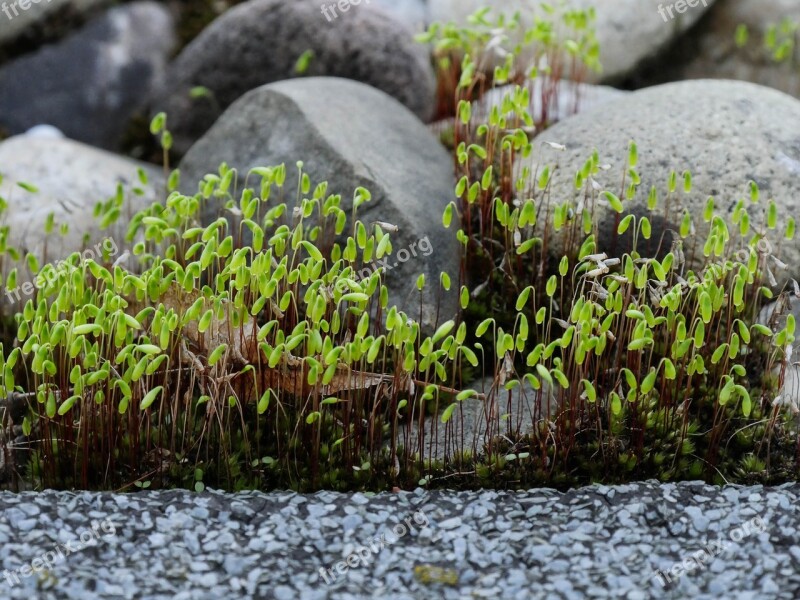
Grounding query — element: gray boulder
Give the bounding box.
[477,80,629,126]
[429,80,629,141]
[0,135,164,312]
[371,0,428,31]
[531,79,800,278]
[427,0,715,83]
[153,0,436,156]
[636,0,800,98]
[178,77,458,333]
[0,2,176,150]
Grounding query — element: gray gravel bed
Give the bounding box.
[0,481,797,599]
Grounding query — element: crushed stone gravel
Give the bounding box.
[0,480,797,599]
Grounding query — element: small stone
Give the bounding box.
[438,517,463,530]
[17,518,39,532]
[762,578,780,594]
[342,514,363,533]
[789,546,800,562]
[192,572,218,587]
[191,506,210,520]
[307,504,332,519]
[273,585,295,600]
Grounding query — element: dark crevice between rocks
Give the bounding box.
[614,6,717,91]
[159,0,249,52]
[0,2,100,66]
[0,0,248,67]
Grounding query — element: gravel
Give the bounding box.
[0,481,798,599]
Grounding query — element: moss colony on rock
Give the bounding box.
[0,6,798,493]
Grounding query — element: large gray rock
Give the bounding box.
[427,0,716,83]
[0,135,164,311]
[429,80,628,141]
[635,0,800,98]
[153,0,436,156]
[478,80,629,126]
[178,77,458,332]
[371,0,428,31]
[531,79,800,278]
[0,2,176,150]
[0,0,110,54]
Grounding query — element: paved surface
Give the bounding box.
[0,481,797,599]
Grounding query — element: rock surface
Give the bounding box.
[371,0,428,31]
[633,0,800,98]
[0,2,176,150]
[479,80,629,126]
[427,0,716,83]
[0,135,163,312]
[177,77,458,332]
[0,482,796,598]
[429,80,628,141]
[153,0,435,156]
[531,79,800,278]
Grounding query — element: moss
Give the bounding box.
[2,4,799,494]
